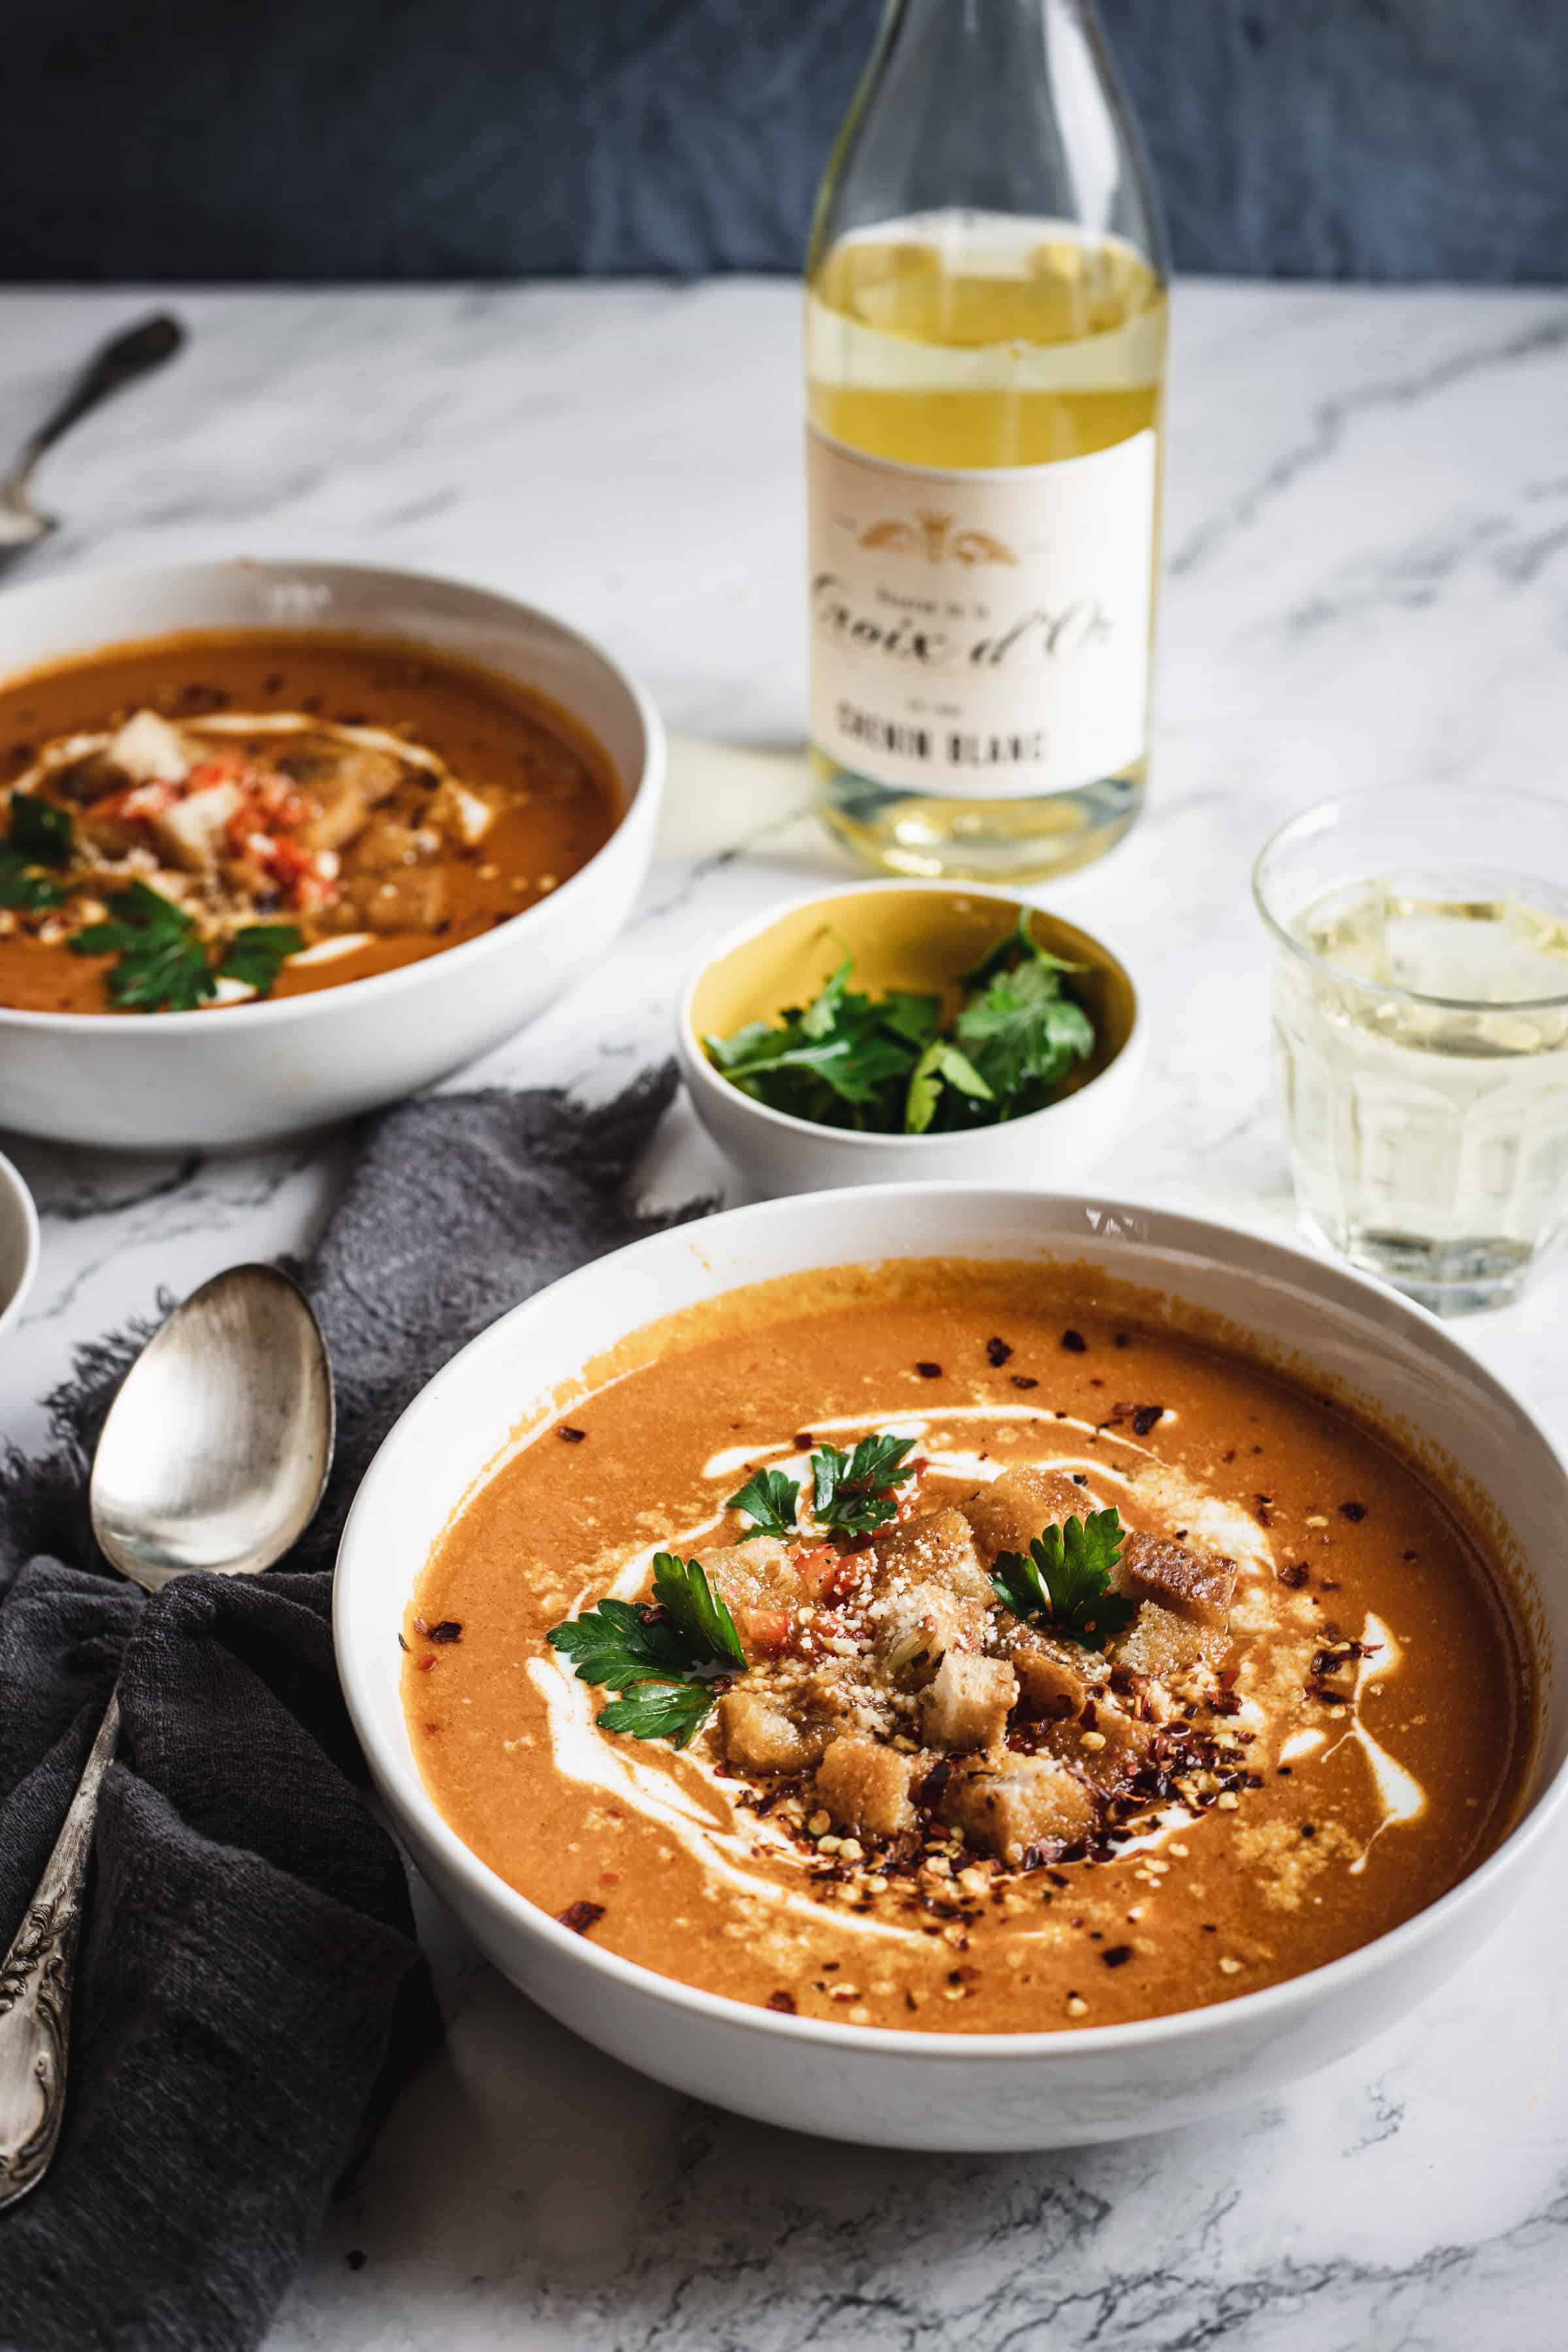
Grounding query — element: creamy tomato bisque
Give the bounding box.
[405,1262,1531,2034]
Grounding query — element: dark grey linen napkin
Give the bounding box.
[0,1065,699,2352]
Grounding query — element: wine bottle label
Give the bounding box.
[807,425,1157,800]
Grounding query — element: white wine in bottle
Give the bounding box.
[806,0,1168,880]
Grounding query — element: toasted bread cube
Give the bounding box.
[962,1465,1090,1563]
[917,1651,1017,1752]
[1043,1699,1157,1794]
[941,1756,1096,1863]
[1114,1600,1230,1682]
[348,865,448,933]
[718,1690,823,1776]
[152,779,245,873]
[869,1507,992,1605]
[796,1658,895,1741]
[813,1734,917,1840]
[105,710,191,786]
[873,1582,983,1686]
[1116,1531,1236,1631]
[1010,1631,1096,1721]
[700,1535,800,1609]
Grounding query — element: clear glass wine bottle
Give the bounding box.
[806,0,1168,881]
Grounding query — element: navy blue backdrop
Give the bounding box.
[6,0,1566,282]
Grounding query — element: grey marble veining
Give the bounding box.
[0,280,1565,2347]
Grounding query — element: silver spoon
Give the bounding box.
[0,1265,333,2208]
[0,312,186,553]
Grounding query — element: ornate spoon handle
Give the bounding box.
[0,1690,120,2209]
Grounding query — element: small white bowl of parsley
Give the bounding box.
[676,881,1142,1196]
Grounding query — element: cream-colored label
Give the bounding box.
[808,425,1156,799]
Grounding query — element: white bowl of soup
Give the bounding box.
[335,1185,1561,2151]
[0,559,663,1146]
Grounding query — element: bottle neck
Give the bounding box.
[813,0,1164,275]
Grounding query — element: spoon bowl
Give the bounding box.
[90,1264,334,1592]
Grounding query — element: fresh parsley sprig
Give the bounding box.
[703,910,1095,1138]
[811,1433,919,1539]
[69,883,302,1011]
[219,923,306,994]
[990,1507,1137,1652]
[726,1465,800,1539]
[546,1553,747,1750]
[0,791,73,910]
[70,882,216,1010]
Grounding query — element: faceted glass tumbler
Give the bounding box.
[1252,791,1568,1316]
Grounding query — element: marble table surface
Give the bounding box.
[2,278,1566,2347]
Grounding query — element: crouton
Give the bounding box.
[962,1465,1091,1562]
[868,1507,992,1605]
[700,1535,802,1610]
[1116,1530,1236,1631]
[1041,1698,1158,1795]
[346,865,448,933]
[1009,1629,1098,1720]
[104,710,192,786]
[718,1690,823,1776]
[917,1651,1017,1752]
[872,1581,984,1686]
[1114,1599,1230,1682]
[813,1734,917,1840]
[152,779,244,873]
[941,1755,1096,1863]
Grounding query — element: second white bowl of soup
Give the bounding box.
[335,1184,1563,2150]
[0,559,663,1147]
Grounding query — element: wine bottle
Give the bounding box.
[806,0,1168,881]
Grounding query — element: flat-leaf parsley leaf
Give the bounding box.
[990,1507,1136,1652]
[726,1465,800,1539]
[219,923,306,994]
[811,1431,919,1539]
[545,1553,747,1749]
[69,882,216,1011]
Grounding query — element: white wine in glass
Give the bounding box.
[806,0,1168,881]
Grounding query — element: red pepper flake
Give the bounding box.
[986,1336,1013,1366]
[1011,1374,1039,1390]
[793,1431,814,1450]
[1301,1823,1316,1838]
[915,1360,943,1379]
[426,1620,463,1644]
[1060,1330,1088,1354]
[557,1900,606,1936]
[766,1989,797,2014]
[1101,1944,1135,1968]
[557,1425,587,1443]
[1338,1500,1367,1522]
[416,1655,437,1673]
[1130,1405,1164,1437]
[412,1616,430,1635]
[1278,1562,1309,1589]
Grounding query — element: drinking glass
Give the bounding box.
[1253,789,1568,1315]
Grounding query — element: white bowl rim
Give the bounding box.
[677,877,1140,1153]
[335,1179,1568,2061]
[0,1148,40,1340]
[0,555,665,1036]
